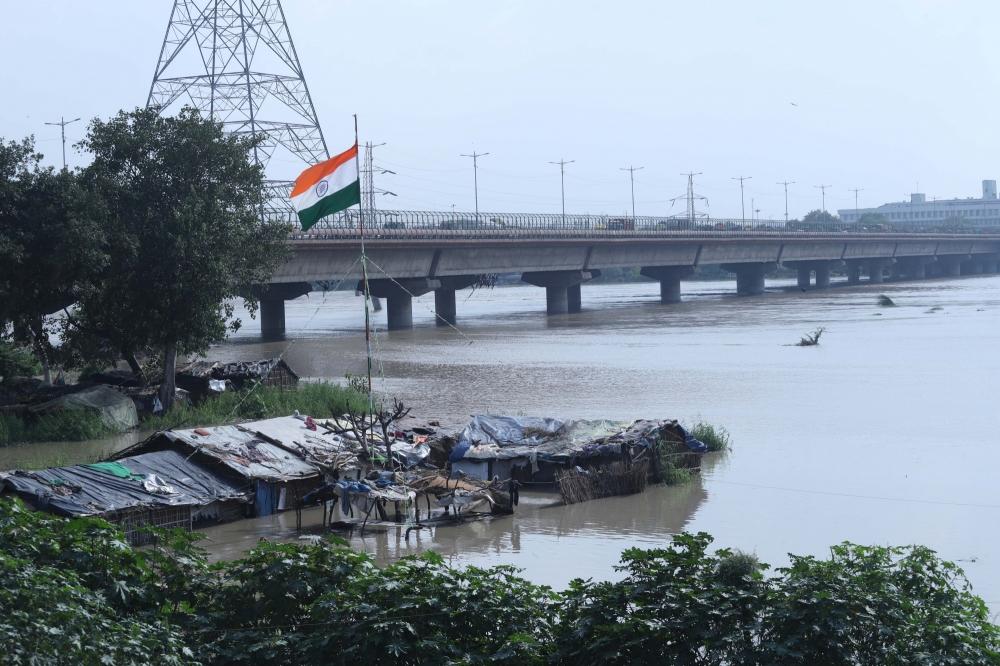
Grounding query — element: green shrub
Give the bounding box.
[690,420,731,452]
[0,411,112,446]
[141,382,369,431]
[0,498,996,665]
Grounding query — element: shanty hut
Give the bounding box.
[447,415,707,483]
[114,416,363,516]
[0,450,250,545]
[175,358,299,399]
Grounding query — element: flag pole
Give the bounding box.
[355,114,376,455]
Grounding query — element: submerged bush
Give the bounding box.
[0,498,996,665]
[690,420,732,452]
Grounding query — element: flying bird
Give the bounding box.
[790,102,799,107]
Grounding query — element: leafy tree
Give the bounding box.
[856,212,889,226]
[0,137,107,383]
[802,209,841,224]
[73,108,289,409]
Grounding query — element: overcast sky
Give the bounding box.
[3,1,999,218]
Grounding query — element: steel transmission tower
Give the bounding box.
[669,172,708,227]
[147,0,329,217]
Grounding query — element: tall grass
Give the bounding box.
[690,421,732,452]
[141,382,369,431]
[0,412,113,446]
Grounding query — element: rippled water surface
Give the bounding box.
[9,275,999,600]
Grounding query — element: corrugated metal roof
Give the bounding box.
[159,422,320,482]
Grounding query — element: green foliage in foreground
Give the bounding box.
[0,410,112,446]
[141,382,369,431]
[0,499,997,665]
[691,420,732,452]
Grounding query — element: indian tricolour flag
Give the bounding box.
[290,144,361,231]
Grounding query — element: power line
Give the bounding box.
[44,116,81,170]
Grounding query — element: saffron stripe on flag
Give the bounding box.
[290,144,358,197]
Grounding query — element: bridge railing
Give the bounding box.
[269,208,1000,239]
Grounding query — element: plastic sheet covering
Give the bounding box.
[29,385,139,431]
[115,416,363,482]
[452,415,694,464]
[148,424,320,482]
[0,450,250,517]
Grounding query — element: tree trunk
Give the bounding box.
[30,317,52,386]
[157,342,178,413]
[124,352,146,386]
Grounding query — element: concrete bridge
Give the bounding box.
[255,210,1000,338]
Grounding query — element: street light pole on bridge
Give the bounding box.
[461,151,489,222]
[620,165,644,221]
[732,175,752,223]
[777,180,795,222]
[850,187,863,215]
[549,158,575,225]
[815,184,831,212]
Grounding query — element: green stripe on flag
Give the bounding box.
[297,180,361,231]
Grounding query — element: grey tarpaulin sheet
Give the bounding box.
[30,385,139,431]
[450,415,661,463]
[0,450,250,517]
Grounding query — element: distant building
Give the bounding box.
[838,180,1000,226]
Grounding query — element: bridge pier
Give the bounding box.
[640,266,693,304]
[720,263,774,296]
[250,282,312,341]
[433,276,478,327]
[260,298,287,341]
[962,258,985,275]
[783,260,839,290]
[895,256,935,280]
[796,267,810,290]
[846,261,862,284]
[936,255,965,277]
[365,278,441,330]
[522,270,594,314]
[867,259,894,284]
[433,290,456,327]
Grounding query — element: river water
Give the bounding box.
[5,275,998,601]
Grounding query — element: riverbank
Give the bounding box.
[3,497,996,664]
[0,382,366,449]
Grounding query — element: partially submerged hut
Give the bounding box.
[447,415,706,484]
[0,450,250,545]
[114,416,360,516]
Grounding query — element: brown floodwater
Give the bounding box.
[7,275,999,601]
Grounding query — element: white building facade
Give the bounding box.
[838,180,1000,226]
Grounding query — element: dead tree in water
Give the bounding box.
[796,327,825,346]
[344,397,411,467]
